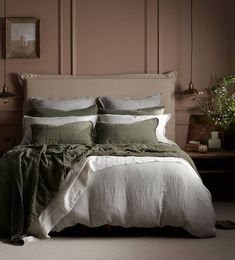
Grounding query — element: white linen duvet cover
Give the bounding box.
[28,156,216,238]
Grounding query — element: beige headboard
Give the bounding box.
[20,72,176,141]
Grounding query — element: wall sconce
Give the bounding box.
[0,59,16,104]
[182,81,203,101]
[0,85,16,104]
[181,0,203,101]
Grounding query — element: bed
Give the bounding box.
[0,72,216,244]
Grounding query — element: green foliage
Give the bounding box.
[202,75,235,130]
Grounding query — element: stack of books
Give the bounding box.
[185,141,208,153]
[185,141,200,152]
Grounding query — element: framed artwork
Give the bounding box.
[5,17,40,58]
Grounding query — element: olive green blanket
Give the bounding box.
[0,144,91,244]
[0,143,195,244]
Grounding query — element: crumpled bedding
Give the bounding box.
[29,155,216,238]
[0,144,91,244]
[0,143,216,244]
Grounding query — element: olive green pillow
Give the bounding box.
[98,106,165,116]
[31,121,93,146]
[27,104,98,117]
[96,118,159,145]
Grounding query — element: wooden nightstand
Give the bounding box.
[187,150,235,199]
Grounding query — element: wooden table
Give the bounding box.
[186,150,235,199]
[187,150,235,175]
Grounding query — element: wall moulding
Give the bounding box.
[71,0,77,75]
[72,0,159,75]
[145,0,159,73]
[58,0,63,74]
[176,121,190,126]
[58,0,71,75]
[175,106,198,112]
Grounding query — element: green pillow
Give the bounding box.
[96,118,159,145]
[31,121,93,146]
[27,104,98,117]
[98,106,164,116]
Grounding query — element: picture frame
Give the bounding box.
[5,17,40,58]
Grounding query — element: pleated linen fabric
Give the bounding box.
[31,121,93,146]
[96,118,159,145]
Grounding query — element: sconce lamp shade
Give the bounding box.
[0,85,16,104]
[181,81,204,101]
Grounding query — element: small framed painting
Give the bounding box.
[5,17,40,58]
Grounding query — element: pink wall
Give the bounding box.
[0,0,234,150]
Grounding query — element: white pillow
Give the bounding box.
[21,115,98,145]
[30,97,96,111]
[98,94,161,110]
[98,114,171,144]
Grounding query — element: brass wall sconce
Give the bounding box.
[0,60,16,104]
[0,85,16,104]
[181,0,203,101]
[182,81,203,101]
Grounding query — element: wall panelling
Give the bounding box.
[0,0,234,149]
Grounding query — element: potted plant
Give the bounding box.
[201,75,235,149]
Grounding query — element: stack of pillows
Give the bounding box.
[21,94,172,146]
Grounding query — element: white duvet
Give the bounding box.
[28,156,216,238]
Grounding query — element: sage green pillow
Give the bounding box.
[98,106,165,116]
[96,118,159,145]
[27,104,98,117]
[31,121,93,146]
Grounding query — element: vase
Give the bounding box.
[208,131,221,150]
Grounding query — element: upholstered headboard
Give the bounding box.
[20,72,176,140]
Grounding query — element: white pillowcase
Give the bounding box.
[98,94,161,110]
[98,114,172,144]
[30,97,96,111]
[21,115,98,145]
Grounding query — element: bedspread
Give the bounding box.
[0,143,215,243]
